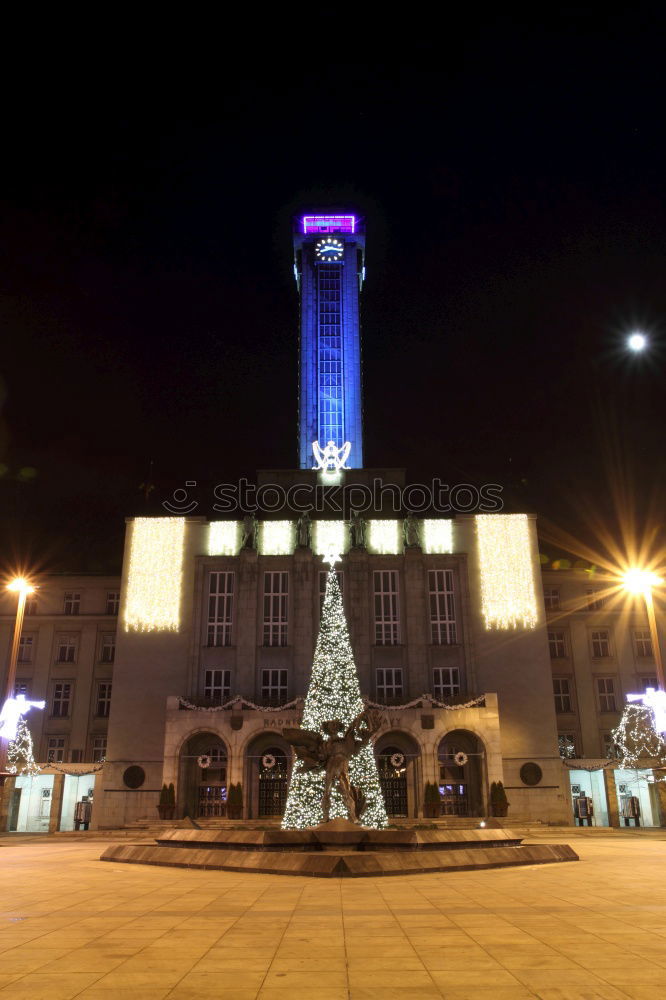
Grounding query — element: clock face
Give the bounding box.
[314,237,344,262]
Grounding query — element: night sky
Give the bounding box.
[2,12,665,573]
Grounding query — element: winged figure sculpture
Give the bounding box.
[283,708,382,824]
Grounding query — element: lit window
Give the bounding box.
[204,669,231,703]
[374,570,400,645]
[376,668,403,702]
[591,629,611,658]
[543,587,560,610]
[433,667,460,699]
[553,678,572,713]
[261,668,288,704]
[55,635,77,663]
[14,680,28,696]
[634,629,653,658]
[558,733,578,759]
[52,682,72,718]
[603,733,620,758]
[96,682,112,718]
[64,592,81,615]
[640,675,658,692]
[100,633,115,663]
[428,570,457,644]
[263,572,288,647]
[207,572,234,647]
[92,736,107,762]
[548,630,566,659]
[47,737,66,763]
[106,592,120,615]
[597,677,617,713]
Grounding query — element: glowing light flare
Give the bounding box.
[627,331,647,352]
[367,520,401,555]
[422,519,454,554]
[124,517,185,632]
[209,521,241,556]
[622,568,663,595]
[313,521,347,565]
[0,695,45,742]
[627,688,666,735]
[259,521,295,555]
[476,514,538,629]
[7,578,35,595]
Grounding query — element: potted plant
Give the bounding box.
[423,781,441,818]
[157,782,176,821]
[490,780,509,818]
[227,782,243,820]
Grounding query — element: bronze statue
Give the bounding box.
[283,709,382,824]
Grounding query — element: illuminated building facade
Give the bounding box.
[294,214,365,469]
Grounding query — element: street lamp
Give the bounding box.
[0,578,36,775]
[622,569,664,690]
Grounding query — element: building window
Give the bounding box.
[558,733,578,759]
[25,597,37,616]
[63,592,81,615]
[428,570,457,644]
[106,592,120,615]
[548,630,567,659]
[204,669,231,703]
[263,572,288,647]
[52,682,72,718]
[96,682,112,718]
[207,571,234,647]
[100,633,116,663]
[553,678,572,714]
[14,679,29,696]
[591,629,611,658]
[261,668,288,704]
[376,667,403,702]
[640,675,658,691]
[586,589,604,611]
[603,732,621,759]
[433,666,460,699]
[55,635,77,663]
[374,570,400,645]
[543,586,560,610]
[91,736,107,763]
[18,635,34,663]
[319,570,343,610]
[597,677,617,712]
[47,737,66,763]
[634,629,653,658]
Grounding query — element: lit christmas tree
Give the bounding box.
[611,704,666,777]
[7,717,41,776]
[282,567,388,829]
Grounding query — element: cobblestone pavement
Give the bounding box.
[0,831,665,999]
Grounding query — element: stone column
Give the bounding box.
[603,767,620,827]
[49,773,66,832]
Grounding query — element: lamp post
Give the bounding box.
[0,578,35,775]
[622,569,664,690]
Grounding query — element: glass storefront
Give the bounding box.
[567,769,609,826]
[9,775,55,832]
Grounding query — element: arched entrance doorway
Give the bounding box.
[245,734,291,819]
[179,732,228,819]
[375,732,421,818]
[437,730,485,817]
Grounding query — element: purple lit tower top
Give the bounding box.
[293,214,365,470]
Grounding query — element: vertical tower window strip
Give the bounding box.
[208,572,234,647]
[263,572,289,647]
[124,517,185,632]
[428,570,457,644]
[317,264,344,447]
[476,514,538,629]
[374,570,400,645]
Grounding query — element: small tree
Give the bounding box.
[490,780,509,817]
[423,781,440,818]
[227,782,243,820]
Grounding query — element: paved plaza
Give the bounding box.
[0,831,665,999]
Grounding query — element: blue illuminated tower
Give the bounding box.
[294,213,365,469]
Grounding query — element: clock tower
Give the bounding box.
[293,213,365,470]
